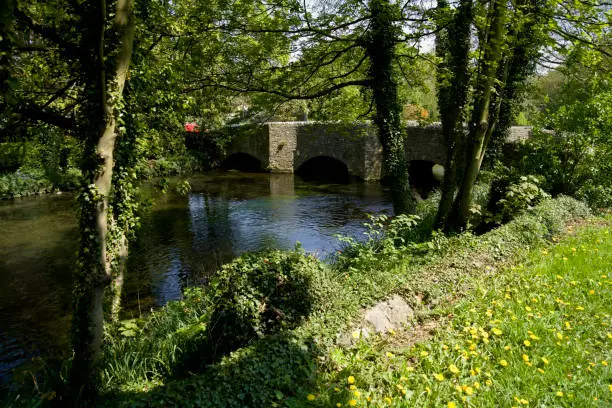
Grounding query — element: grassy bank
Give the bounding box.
[86,196,599,407]
[301,217,611,407]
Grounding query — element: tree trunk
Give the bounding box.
[366,0,414,215]
[434,0,474,229]
[448,0,506,230]
[70,0,135,402]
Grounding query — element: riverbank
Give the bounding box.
[81,196,602,407]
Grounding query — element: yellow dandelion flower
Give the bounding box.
[348,399,357,406]
[524,340,532,347]
[603,361,608,366]
[348,376,355,385]
[386,352,394,358]
[522,354,530,362]
[499,359,509,367]
[492,328,503,336]
[307,394,316,401]
[571,247,576,252]
[504,345,512,351]
[589,290,595,295]
[448,402,457,408]
[350,385,357,390]
[464,386,474,396]
[525,306,532,312]
[474,382,481,389]
[336,404,342,407]
[388,328,396,335]
[434,373,445,382]
[537,368,545,374]
[563,257,568,261]
[608,384,612,392]
[556,332,564,340]
[383,397,392,404]
[519,399,529,405]
[556,391,564,397]
[529,334,540,340]
[420,350,429,357]
[486,379,493,386]
[564,322,571,329]
[607,333,612,339]
[352,331,360,339]
[353,390,361,397]
[449,364,460,374]
[425,386,431,394]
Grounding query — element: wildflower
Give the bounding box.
[349,399,357,406]
[386,352,394,358]
[448,403,457,408]
[474,382,481,389]
[434,373,445,382]
[603,361,608,366]
[420,351,429,357]
[463,386,474,396]
[388,328,396,335]
[348,376,355,385]
[524,340,531,347]
[350,385,357,390]
[556,391,564,397]
[353,390,361,397]
[537,368,545,374]
[589,290,595,295]
[307,394,316,401]
[504,345,512,351]
[485,379,493,386]
[337,404,342,407]
[522,354,530,363]
[383,397,392,404]
[492,328,503,336]
[449,364,460,374]
[352,331,360,339]
[499,359,509,367]
[425,386,431,394]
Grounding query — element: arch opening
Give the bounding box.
[408,160,441,199]
[221,153,263,172]
[296,156,350,184]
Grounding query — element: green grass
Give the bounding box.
[300,220,611,407]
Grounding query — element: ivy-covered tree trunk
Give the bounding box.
[483,0,546,167]
[366,0,414,215]
[449,0,506,229]
[70,0,135,401]
[434,0,473,229]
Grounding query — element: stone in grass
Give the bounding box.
[338,295,414,346]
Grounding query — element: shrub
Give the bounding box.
[202,249,331,364]
[487,175,550,224]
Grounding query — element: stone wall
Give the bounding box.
[222,122,532,180]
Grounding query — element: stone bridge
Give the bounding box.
[217,122,531,181]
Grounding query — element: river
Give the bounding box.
[0,171,393,389]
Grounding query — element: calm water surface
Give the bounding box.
[0,172,392,388]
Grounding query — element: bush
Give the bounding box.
[202,249,330,364]
[486,174,550,224]
[512,128,611,209]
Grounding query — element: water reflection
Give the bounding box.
[122,173,392,313]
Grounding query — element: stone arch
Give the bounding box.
[221,152,263,172]
[295,156,350,183]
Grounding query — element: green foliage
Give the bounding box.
[201,249,331,365]
[0,169,54,198]
[486,175,550,224]
[100,249,331,390]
